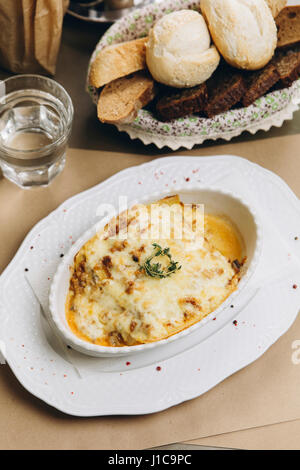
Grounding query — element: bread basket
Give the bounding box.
[87,0,300,150]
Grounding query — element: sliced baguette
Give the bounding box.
[276,6,300,49]
[89,37,148,88]
[97,72,156,124]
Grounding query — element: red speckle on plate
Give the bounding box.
[138,181,142,185]
[30,246,34,250]
[185,177,190,182]
[293,284,298,289]
[156,366,161,371]
[63,374,67,378]
[70,392,74,395]
[213,317,216,321]
[126,361,131,366]
[21,344,24,348]
[233,320,238,326]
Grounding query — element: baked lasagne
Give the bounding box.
[66,195,244,346]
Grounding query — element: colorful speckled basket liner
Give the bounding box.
[87,0,300,150]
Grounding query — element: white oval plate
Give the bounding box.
[87,0,300,150]
[1,155,300,416]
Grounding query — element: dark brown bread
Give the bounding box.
[276,6,300,49]
[156,83,208,121]
[204,68,246,118]
[242,63,280,107]
[273,48,300,87]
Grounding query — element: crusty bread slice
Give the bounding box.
[204,66,246,118]
[242,63,280,106]
[89,37,148,88]
[276,6,300,49]
[265,0,286,18]
[97,72,156,124]
[273,47,300,87]
[156,84,208,121]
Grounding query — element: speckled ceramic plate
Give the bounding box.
[87,0,300,150]
[1,155,300,416]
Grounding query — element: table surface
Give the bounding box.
[0,12,299,451]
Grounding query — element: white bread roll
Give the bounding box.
[201,0,277,70]
[265,0,287,18]
[146,10,220,88]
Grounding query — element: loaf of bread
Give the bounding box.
[276,6,300,49]
[200,0,277,70]
[97,72,156,124]
[89,37,148,88]
[265,0,287,18]
[146,10,220,88]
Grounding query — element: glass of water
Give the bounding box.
[0,75,73,188]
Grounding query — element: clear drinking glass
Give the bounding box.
[0,75,73,188]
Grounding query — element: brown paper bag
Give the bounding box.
[0,0,69,75]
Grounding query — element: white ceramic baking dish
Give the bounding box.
[49,186,262,357]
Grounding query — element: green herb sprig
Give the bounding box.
[139,243,181,279]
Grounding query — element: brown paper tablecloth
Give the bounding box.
[187,419,300,450]
[1,134,300,449]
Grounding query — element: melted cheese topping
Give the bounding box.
[66,196,244,347]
